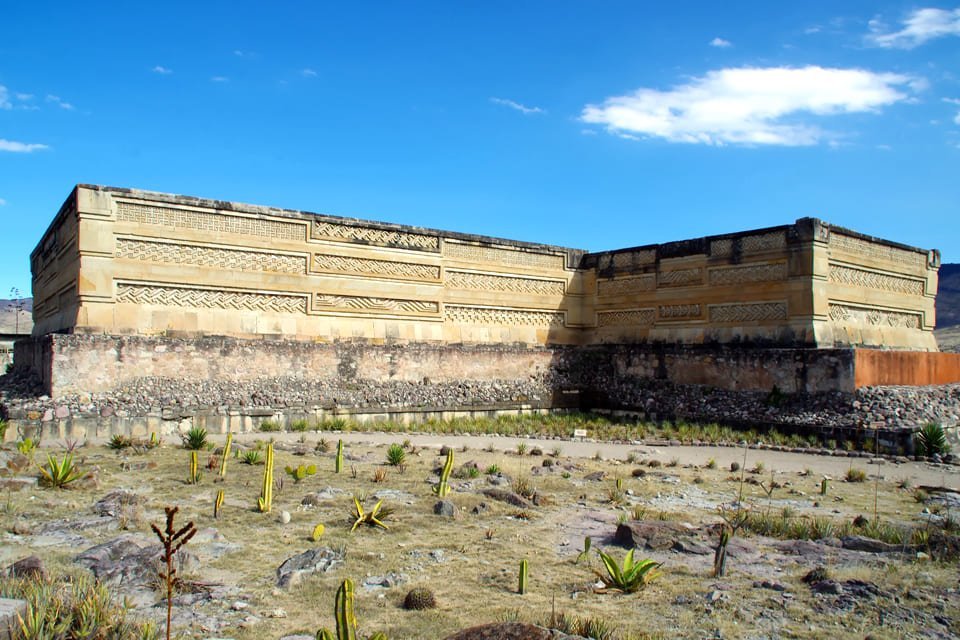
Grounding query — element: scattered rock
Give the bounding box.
[433,500,456,517]
[276,547,345,588]
[482,489,533,509]
[5,556,46,580]
[614,521,692,550]
[443,622,588,640]
[840,535,902,553]
[75,535,200,588]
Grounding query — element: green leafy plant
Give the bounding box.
[386,443,406,467]
[845,466,867,483]
[241,450,263,465]
[38,453,84,488]
[915,423,950,456]
[107,434,133,450]
[182,427,208,450]
[259,420,282,433]
[516,442,527,456]
[575,536,592,564]
[594,548,661,593]
[16,437,36,457]
[350,496,391,532]
[290,418,311,432]
[485,464,501,475]
[285,463,317,483]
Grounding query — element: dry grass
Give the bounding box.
[0,434,957,639]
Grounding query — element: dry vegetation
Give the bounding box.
[1,424,958,639]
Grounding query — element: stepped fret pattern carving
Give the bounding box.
[444,242,564,270]
[313,294,438,314]
[829,233,925,268]
[312,253,439,280]
[446,271,565,295]
[709,262,787,286]
[597,309,655,327]
[116,202,304,241]
[445,305,565,327]
[711,232,786,257]
[116,239,306,274]
[710,302,787,323]
[828,304,921,329]
[659,304,701,319]
[612,249,656,268]
[828,264,925,295]
[116,284,307,313]
[658,268,703,287]
[598,275,656,296]
[312,220,439,251]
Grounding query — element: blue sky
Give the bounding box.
[1,2,958,297]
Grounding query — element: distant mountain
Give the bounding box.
[0,297,32,335]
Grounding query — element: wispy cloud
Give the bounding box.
[947,98,960,124]
[211,76,229,83]
[490,97,544,115]
[581,66,916,146]
[0,198,6,206]
[15,93,33,101]
[152,65,173,75]
[0,138,50,153]
[868,7,960,49]
[301,68,318,78]
[709,37,732,48]
[0,85,9,110]
[45,95,74,110]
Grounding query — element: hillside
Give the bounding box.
[934,263,959,351]
[0,297,32,334]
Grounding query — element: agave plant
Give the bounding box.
[594,548,661,593]
[350,496,391,532]
[38,453,85,488]
[915,423,950,457]
[182,427,208,451]
[386,443,406,467]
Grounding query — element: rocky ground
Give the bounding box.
[1,430,959,639]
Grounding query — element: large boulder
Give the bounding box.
[614,521,693,550]
[276,547,345,588]
[443,622,588,640]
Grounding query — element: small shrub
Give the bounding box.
[845,467,867,483]
[516,442,528,456]
[290,419,311,432]
[551,446,563,458]
[182,427,208,450]
[386,443,406,467]
[316,438,332,453]
[403,587,437,610]
[802,566,830,583]
[750,462,765,474]
[351,497,392,531]
[513,477,535,499]
[107,434,133,451]
[666,458,679,468]
[259,420,281,433]
[486,464,501,475]
[912,488,929,503]
[594,548,661,593]
[705,458,717,469]
[241,450,263,465]
[372,467,388,483]
[647,459,662,468]
[16,437,36,457]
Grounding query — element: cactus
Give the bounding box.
[316,631,335,640]
[402,587,436,610]
[219,432,233,478]
[820,477,829,496]
[518,558,528,594]
[615,477,623,491]
[188,451,201,484]
[335,578,358,640]
[335,439,344,474]
[312,523,325,541]
[285,463,317,483]
[214,489,224,519]
[575,536,592,564]
[714,525,731,577]
[432,448,454,497]
[258,444,275,513]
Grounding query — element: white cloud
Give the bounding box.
[580,66,916,146]
[709,37,732,48]
[152,65,173,75]
[0,85,9,109]
[211,76,229,83]
[15,92,33,102]
[301,68,318,78]
[45,94,74,110]
[0,198,6,206]
[0,138,49,152]
[945,98,960,124]
[490,97,544,115]
[868,7,960,49]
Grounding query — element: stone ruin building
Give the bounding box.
[10,185,960,441]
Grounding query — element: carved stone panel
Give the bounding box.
[597,308,656,327]
[827,264,925,295]
[116,238,307,274]
[597,275,656,296]
[828,304,921,329]
[446,271,565,296]
[444,242,565,270]
[829,233,925,268]
[116,283,307,313]
[709,301,788,323]
[657,268,703,288]
[312,253,440,281]
[312,220,439,251]
[709,262,787,286]
[313,294,438,315]
[116,202,305,241]
[658,304,701,320]
[444,305,565,327]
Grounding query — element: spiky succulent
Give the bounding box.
[402,587,437,611]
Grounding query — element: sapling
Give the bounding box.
[151,506,197,640]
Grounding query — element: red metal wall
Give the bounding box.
[854,350,960,388]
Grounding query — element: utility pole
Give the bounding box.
[9,287,25,335]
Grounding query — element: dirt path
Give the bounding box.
[210,430,960,489]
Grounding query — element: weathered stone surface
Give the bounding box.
[840,535,903,553]
[614,521,693,550]
[482,489,533,509]
[0,598,28,640]
[74,535,199,587]
[5,555,46,580]
[433,500,456,517]
[276,547,345,588]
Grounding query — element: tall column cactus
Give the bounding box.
[317,578,358,640]
[219,432,233,479]
[518,558,528,594]
[188,451,200,484]
[258,444,275,513]
[335,439,344,474]
[432,448,454,497]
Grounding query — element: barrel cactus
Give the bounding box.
[402,587,437,610]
